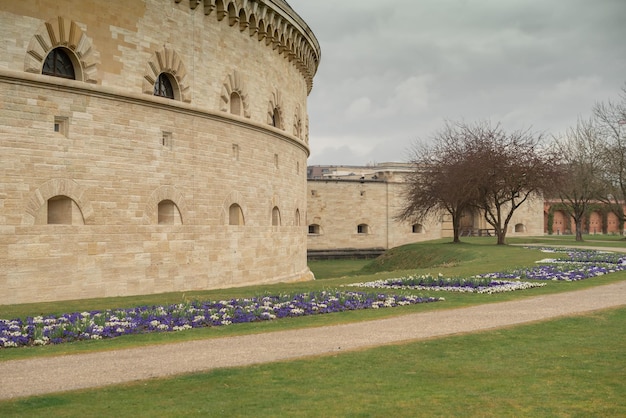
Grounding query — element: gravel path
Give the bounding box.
[1,279,625,400]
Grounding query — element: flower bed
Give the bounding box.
[0,291,443,348]
[532,247,626,265]
[478,248,626,281]
[346,274,546,294]
[347,248,626,291]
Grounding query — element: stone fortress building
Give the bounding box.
[0,0,320,304]
[306,163,545,257]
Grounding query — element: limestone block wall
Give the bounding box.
[0,0,320,304]
[385,181,443,246]
[505,195,545,236]
[306,180,441,251]
[439,196,545,238]
[307,178,544,252]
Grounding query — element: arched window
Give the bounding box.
[357,224,369,234]
[229,203,245,225]
[272,206,281,226]
[308,224,320,235]
[295,209,301,226]
[514,223,526,233]
[154,73,175,99]
[230,92,242,115]
[412,224,424,233]
[271,107,281,128]
[42,48,76,80]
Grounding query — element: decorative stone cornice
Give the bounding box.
[174,0,321,94]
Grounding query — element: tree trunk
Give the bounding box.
[571,211,585,242]
[575,218,584,241]
[496,228,506,245]
[452,213,461,243]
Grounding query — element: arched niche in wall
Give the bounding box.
[144,186,187,225]
[220,191,249,226]
[22,178,95,225]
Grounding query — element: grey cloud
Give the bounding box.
[290,0,626,165]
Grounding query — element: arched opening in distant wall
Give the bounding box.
[552,210,568,234]
[514,223,526,233]
[357,224,369,234]
[459,208,476,234]
[589,211,602,234]
[607,211,620,233]
[272,206,281,226]
[412,223,424,233]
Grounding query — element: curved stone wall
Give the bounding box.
[0,0,320,304]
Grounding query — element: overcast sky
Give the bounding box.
[287,0,626,166]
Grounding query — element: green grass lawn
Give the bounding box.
[1,307,624,417]
[307,257,370,279]
[1,236,625,416]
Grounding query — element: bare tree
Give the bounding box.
[552,118,608,241]
[465,122,558,245]
[398,121,479,243]
[399,120,556,245]
[593,83,626,231]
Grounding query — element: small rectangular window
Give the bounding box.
[232,144,239,160]
[54,116,69,137]
[274,153,279,168]
[162,131,173,149]
[311,190,317,197]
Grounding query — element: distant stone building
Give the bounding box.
[306,163,544,257]
[0,0,320,304]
